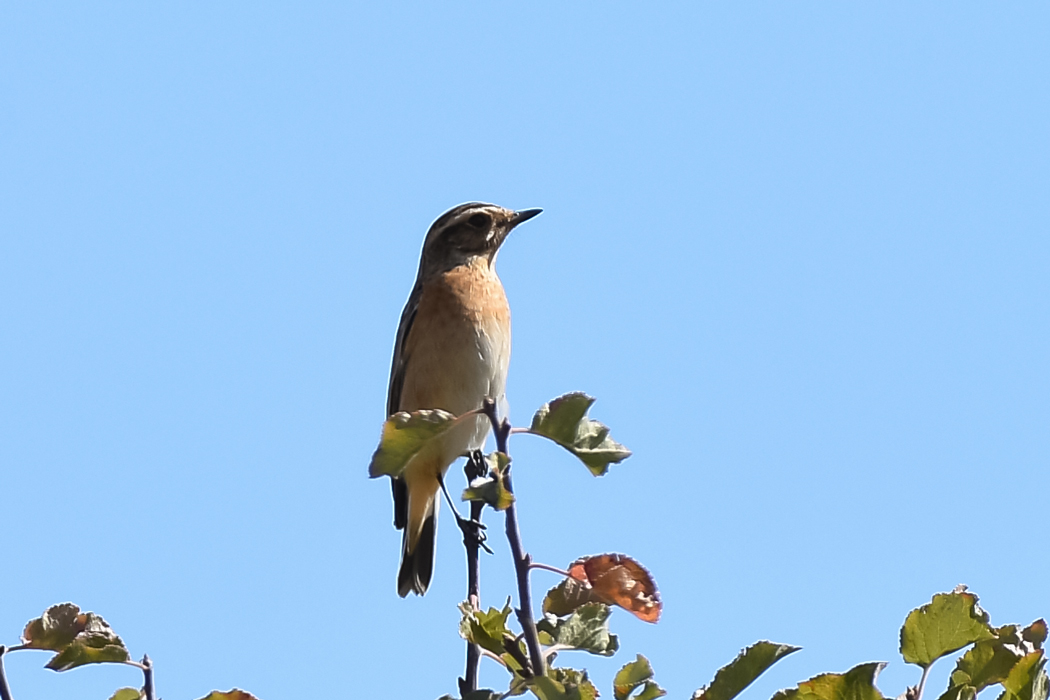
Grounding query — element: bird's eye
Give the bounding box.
[468,213,491,228]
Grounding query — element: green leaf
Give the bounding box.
[368,409,460,478]
[529,677,571,700]
[614,655,666,700]
[462,452,515,511]
[109,689,143,700]
[691,641,800,700]
[459,600,515,657]
[900,591,994,668]
[528,393,631,476]
[536,603,619,656]
[950,636,1027,691]
[634,684,667,700]
[195,691,261,700]
[543,578,601,618]
[937,687,977,700]
[999,652,1048,700]
[529,669,599,700]
[771,662,887,700]
[939,620,1049,700]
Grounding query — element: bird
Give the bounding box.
[385,202,542,597]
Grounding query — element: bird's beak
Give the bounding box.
[509,208,543,228]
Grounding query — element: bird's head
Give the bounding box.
[419,202,542,273]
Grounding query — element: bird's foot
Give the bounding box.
[456,513,492,554]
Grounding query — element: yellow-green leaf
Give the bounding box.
[614,655,666,700]
[529,669,599,700]
[195,691,262,700]
[368,409,459,478]
[45,630,130,671]
[691,641,800,700]
[459,600,515,657]
[109,689,143,700]
[772,662,887,700]
[1000,652,1048,700]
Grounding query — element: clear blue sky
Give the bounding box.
[2,3,1047,699]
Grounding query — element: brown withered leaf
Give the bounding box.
[568,554,662,623]
[20,603,130,671]
[21,603,83,650]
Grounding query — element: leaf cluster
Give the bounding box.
[2,603,261,700]
[366,395,1046,700]
[768,589,1047,700]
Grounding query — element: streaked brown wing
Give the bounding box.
[387,278,422,417]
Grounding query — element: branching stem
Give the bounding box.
[483,399,547,677]
[460,451,488,695]
[144,655,155,700]
[126,655,156,700]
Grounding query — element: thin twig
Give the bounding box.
[482,400,546,677]
[543,643,572,659]
[528,562,573,578]
[460,451,488,695]
[0,646,13,700]
[479,648,508,667]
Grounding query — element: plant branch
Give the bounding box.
[460,451,488,696]
[0,646,13,700]
[482,399,546,677]
[141,655,155,700]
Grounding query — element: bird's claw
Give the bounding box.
[464,449,487,481]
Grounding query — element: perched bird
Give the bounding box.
[385,202,542,597]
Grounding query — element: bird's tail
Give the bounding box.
[397,497,437,597]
